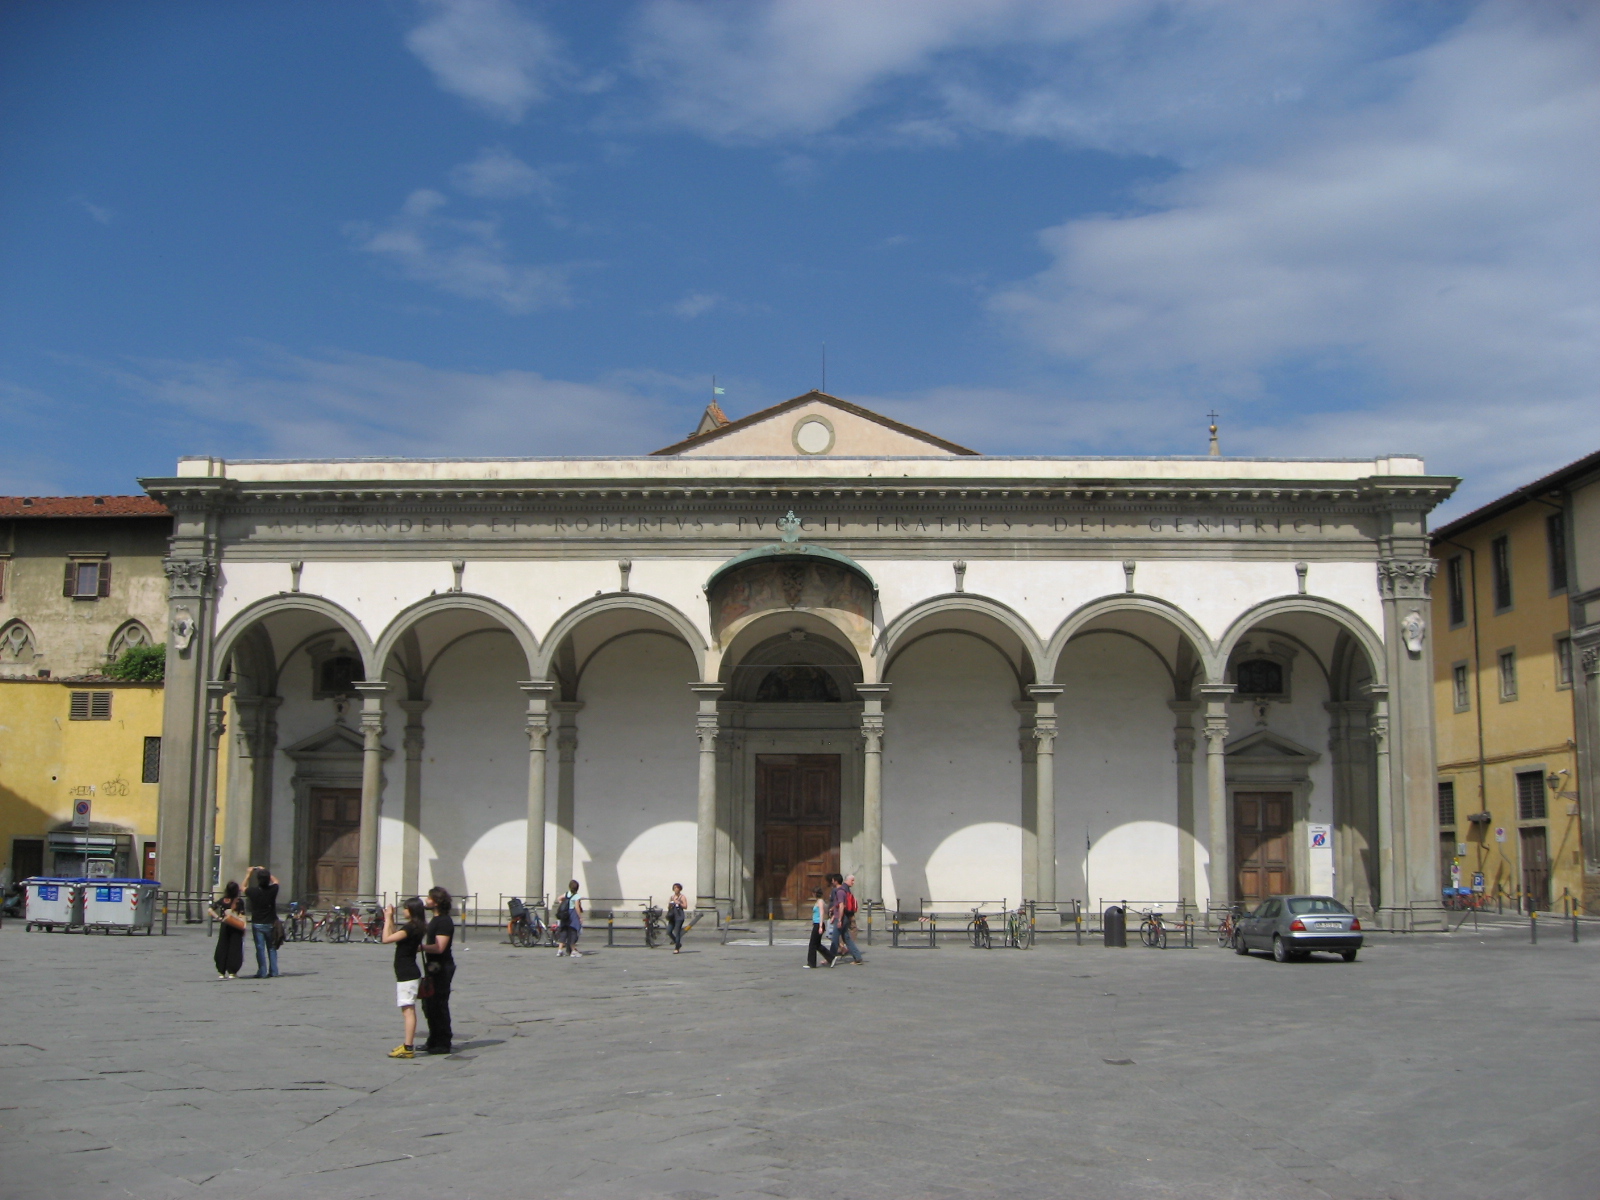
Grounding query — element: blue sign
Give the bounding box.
[94,886,123,903]
[39,885,58,901]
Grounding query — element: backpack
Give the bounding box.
[844,890,859,916]
[556,894,572,922]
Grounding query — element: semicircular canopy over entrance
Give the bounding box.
[706,542,876,648]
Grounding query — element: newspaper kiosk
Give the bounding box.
[23,878,83,931]
[81,879,161,934]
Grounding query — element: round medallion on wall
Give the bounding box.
[792,415,835,455]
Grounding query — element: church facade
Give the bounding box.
[143,392,1456,919]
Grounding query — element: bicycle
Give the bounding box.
[282,903,313,942]
[350,904,383,943]
[1138,909,1168,949]
[1005,905,1031,949]
[642,905,663,949]
[966,907,992,949]
[1215,904,1243,949]
[311,905,350,943]
[507,901,549,948]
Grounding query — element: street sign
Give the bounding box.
[1495,826,1507,843]
[1308,824,1331,849]
[72,798,92,829]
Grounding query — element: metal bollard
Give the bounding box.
[767,899,774,946]
[1530,910,1538,944]
[892,912,900,948]
[1573,913,1580,943]
[1075,901,1083,947]
[930,913,938,949]
[607,913,615,947]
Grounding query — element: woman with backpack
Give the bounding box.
[555,880,583,957]
[380,897,426,1059]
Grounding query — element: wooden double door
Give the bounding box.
[754,755,840,920]
[1235,792,1293,906]
[308,787,361,904]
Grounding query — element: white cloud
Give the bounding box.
[626,0,1410,157]
[94,346,704,460]
[982,5,1600,514]
[72,196,114,225]
[347,188,570,313]
[406,0,568,122]
[448,147,556,201]
[669,292,722,319]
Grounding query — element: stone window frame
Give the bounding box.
[1226,637,1296,706]
[1437,779,1456,828]
[64,553,111,601]
[1496,646,1517,702]
[1514,767,1547,822]
[1490,534,1513,614]
[1545,511,1569,595]
[1555,634,1574,691]
[791,413,836,455]
[1451,660,1471,712]
[1445,555,1467,628]
[306,638,364,701]
[107,619,155,663]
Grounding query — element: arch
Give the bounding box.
[0,618,37,664]
[876,593,1046,687]
[716,606,870,684]
[213,594,376,678]
[536,593,707,681]
[1216,595,1386,688]
[1044,594,1216,686]
[107,619,154,660]
[374,592,540,681]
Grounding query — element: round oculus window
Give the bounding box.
[793,417,834,455]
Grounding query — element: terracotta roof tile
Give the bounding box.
[0,496,170,518]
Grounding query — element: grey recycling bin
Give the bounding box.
[81,879,161,934]
[1103,905,1127,948]
[23,878,83,931]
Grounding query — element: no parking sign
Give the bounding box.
[72,797,91,829]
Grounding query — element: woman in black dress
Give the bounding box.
[211,881,245,979]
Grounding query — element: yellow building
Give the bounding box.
[1431,451,1594,911]
[0,679,164,881]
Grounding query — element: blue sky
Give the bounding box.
[1,1,1595,517]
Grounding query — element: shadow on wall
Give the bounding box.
[883,633,1023,907]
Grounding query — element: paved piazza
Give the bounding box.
[2,919,1595,1200]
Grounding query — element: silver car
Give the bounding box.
[1234,895,1363,962]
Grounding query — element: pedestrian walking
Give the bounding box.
[420,887,456,1055]
[804,887,835,969]
[666,882,688,952]
[555,879,583,957]
[244,866,281,978]
[381,897,426,1059]
[827,872,865,965]
[211,881,246,978]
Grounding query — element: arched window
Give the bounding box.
[108,620,153,660]
[1,619,36,665]
[754,664,843,703]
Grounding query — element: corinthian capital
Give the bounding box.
[1377,558,1437,600]
[163,556,214,599]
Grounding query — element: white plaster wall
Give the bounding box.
[413,630,527,901]
[882,633,1022,908]
[570,633,700,903]
[1056,634,1181,906]
[215,562,300,629]
[297,561,457,650]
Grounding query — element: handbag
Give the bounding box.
[222,909,247,932]
[270,918,285,949]
[417,967,436,999]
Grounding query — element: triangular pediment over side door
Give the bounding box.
[653,391,979,457]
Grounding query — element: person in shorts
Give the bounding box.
[381,897,426,1059]
[555,880,583,957]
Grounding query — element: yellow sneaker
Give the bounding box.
[387,1045,415,1059]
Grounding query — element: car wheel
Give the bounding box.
[1272,935,1289,963]
[1341,949,1358,963]
[1233,933,1249,955]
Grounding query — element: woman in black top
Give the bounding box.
[381,897,426,1059]
[420,887,455,1055]
[211,881,245,979]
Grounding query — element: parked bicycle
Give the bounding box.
[507,898,550,947]
[1005,905,1031,949]
[1216,904,1244,949]
[642,904,664,949]
[1138,909,1168,949]
[967,907,992,949]
[282,902,313,942]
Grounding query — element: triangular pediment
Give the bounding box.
[1225,728,1320,765]
[282,721,385,761]
[653,391,978,458]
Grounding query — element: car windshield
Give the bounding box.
[1287,897,1350,915]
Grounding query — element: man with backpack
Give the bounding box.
[828,872,865,966]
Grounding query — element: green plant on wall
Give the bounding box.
[105,643,166,682]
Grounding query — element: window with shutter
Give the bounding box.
[90,691,112,720]
[1516,771,1546,821]
[97,561,112,597]
[70,691,91,720]
[65,560,105,598]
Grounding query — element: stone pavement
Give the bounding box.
[1,915,1597,1200]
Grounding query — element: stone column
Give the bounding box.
[1377,556,1440,906]
[1576,640,1600,911]
[552,701,583,900]
[354,681,388,898]
[690,683,725,909]
[1169,699,1199,908]
[856,684,891,904]
[398,699,429,897]
[155,550,217,902]
[1027,686,1064,906]
[1367,685,1394,910]
[1326,699,1376,910]
[519,681,555,901]
[221,692,262,889]
[1199,683,1236,907]
[248,696,281,871]
[1014,699,1038,901]
[198,681,233,895]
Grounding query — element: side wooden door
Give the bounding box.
[308,787,362,904]
[754,755,840,919]
[1235,792,1293,906]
